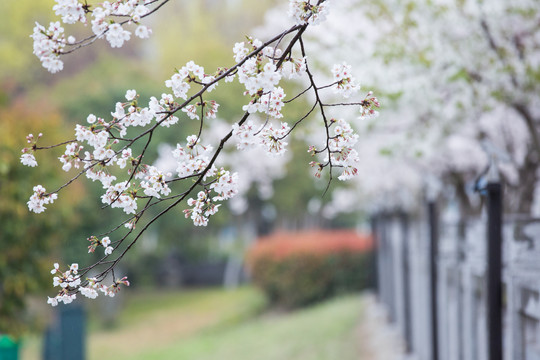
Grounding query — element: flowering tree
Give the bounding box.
[25,0,379,306]
[263,0,540,216]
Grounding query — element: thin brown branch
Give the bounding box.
[300,37,334,195]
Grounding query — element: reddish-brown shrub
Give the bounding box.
[247,229,374,308]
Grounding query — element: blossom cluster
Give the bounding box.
[359,91,381,120]
[210,169,239,201]
[328,119,361,180]
[46,88,189,216]
[47,263,80,306]
[32,0,156,73]
[182,168,239,226]
[53,0,86,25]
[91,0,152,42]
[281,57,307,80]
[73,97,154,178]
[27,185,58,213]
[309,119,361,181]
[110,92,154,130]
[87,235,114,255]
[31,21,67,73]
[238,60,281,96]
[137,165,172,198]
[170,137,240,226]
[101,181,138,214]
[47,262,130,306]
[184,191,218,226]
[244,87,286,119]
[260,122,291,156]
[20,133,42,167]
[288,0,330,26]
[58,142,83,172]
[332,62,360,98]
[233,39,309,120]
[20,153,38,167]
[165,61,217,100]
[23,84,225,219]
[182,100,220,121]
[232,120,291,156]
[172,135,215,178]
[234,38,298,119]
[93,161,173,217]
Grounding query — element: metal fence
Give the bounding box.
[372,182,540,360]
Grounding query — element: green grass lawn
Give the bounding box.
[22,287,366,360]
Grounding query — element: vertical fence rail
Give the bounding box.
[382,214,396,323]
[401,212,413,354]
[370,215,380,300]
[486,181,503,360]
[370,181,528,360]
[428,200,439,360]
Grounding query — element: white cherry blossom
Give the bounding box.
[31,21,66,73]
[211,169,239,201]
[125,89,137,101]
[21,153,38,167]
[27,185,58,213]
[140,166,171,198]
[53,0,86,24]
[105,23,131,48]
[135,25,152,39]
[332,62,359,98]
[260,122,290,156]
[288,0,330,25]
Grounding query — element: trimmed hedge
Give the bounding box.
[247,230,373,308]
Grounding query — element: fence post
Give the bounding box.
[428,200,439,360]
[486,181,503,360]
[386,213,396,323]
[400,212,413,353]
[378,214,388,313]
[370,214,380,298]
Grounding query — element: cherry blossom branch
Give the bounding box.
[284,84,313,103]
[34,139,78,150]
[61,0,171,55]
[278,101,318,139]
[30,0,378,306]
[95,109,252,281]
[300,38,334,187]
[48,24,310,296]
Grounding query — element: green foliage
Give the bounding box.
[247,230,374,308]
[0,0,55,82]
[378,147,394,156]
[0,98,81,335]
[24,288,364,360]
[128,293,363,360]
[251,253,372,308]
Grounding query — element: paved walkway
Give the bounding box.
[357,294,409,360]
